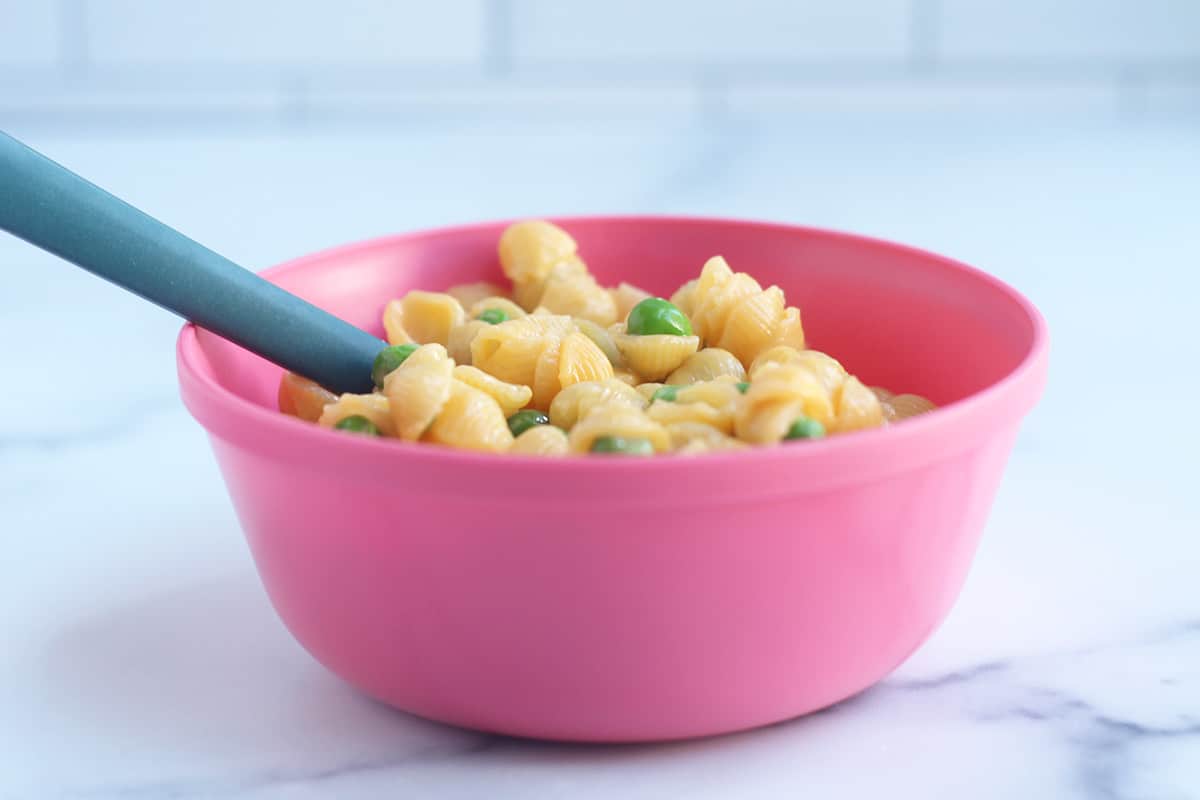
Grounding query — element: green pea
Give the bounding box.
[652,385,679,402]
[334,415,380,436]
[590,435,655,456]
[507,409,550,437]
[784,417,826,440]
[372,343,419,388]
[626,297,693,337]
[477,308,509,325]
[736,381,750,394]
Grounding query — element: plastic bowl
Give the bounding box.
[177,216,1048,742]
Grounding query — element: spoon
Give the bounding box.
[0,130,384,394]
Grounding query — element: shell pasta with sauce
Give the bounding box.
[279,220,936,456]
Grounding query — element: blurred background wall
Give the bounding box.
[1,0,1197,131]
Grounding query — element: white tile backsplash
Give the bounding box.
[82,0,487,66]
[939,0,1200,62]
[0,0,1196,127]
[0,1,61,66]
[508,0,912,63]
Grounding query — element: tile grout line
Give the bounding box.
[484,0,513,77]
[909,0,940,75]
[59,0,89,80]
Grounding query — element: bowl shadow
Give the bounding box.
[39,571,879,785]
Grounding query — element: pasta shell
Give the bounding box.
[423,381,514,453]
[832,376,884,433]
[735,363,835,443]
[635,382,665,403]
[647,399,732,433]
[530,337,564,411]
[509,425,570,457]
[447,319,490,365]
[469,296,527,320]
[549,379,646,430]
[791,349,848,394]
[278,372,337,422]
[735,398,806,444]
[498,220,578,285]
[696,272,762,347]
[885,393,937,422]
[612,369,639,386]
[539,268,618,326]
[666,421,747,453]
[775,305,806,350]
[447,281,507,309]
[471,316,565,387]
[669,279,698,318]
[749,345,805,377]
[318,392,396,436]
[675,379,742,416]
[567,403,671,454]
[574,318,624,367]
[718,286,785,367]
[452,364,533,417]
[382,299,413,345]
[612,282,652,321]
[665,347,745,385]
[615,333,700,382]
[558,331,615,389]
[383,344,454,440]
[400,291,466,346]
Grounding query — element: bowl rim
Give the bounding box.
[176,214,1049,496]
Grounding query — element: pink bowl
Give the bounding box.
[177,216,1048,742]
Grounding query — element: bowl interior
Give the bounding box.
[194,217,1038,414]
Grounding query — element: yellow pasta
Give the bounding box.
[567,402,671,454]
[734,363,834,444]
[614,332,700,381]
[452,364,533,417]
[471,314,574,388]
[447,319,490,364]
[635,382,664,403]
[675,378,742,416]
[669,279,698,317]
[278,372,337,422]
[612,369,639,386]
[549,379,646,430]
[423,380,514,453]
[574,317,625,367]
[447,281,507,309]
[884,393,937,422]
[611,282,652,320]
[469,296,526,320]
[647,399,731,433]
[557,331,614,389]
[396,291,466,346]
[499,220,578,286]
[665,347,746,385]
[509,425,570,457]
[666,421,747,454]
[690,256,806,366]
[286,219,934,456]
[832,376,884,433]
[383,343,455,440]
[382,299,414,346]
[750,346,844,392]
[318,392,396,436]
[538,266,619,326]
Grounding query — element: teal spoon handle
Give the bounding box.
[0,130,382,394]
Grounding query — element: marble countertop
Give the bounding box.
[1,112,1198,799]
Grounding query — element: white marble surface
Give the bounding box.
[1,112,1198,799]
